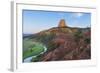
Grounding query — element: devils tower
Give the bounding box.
[58,19,67,28]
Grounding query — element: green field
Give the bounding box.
[23,39,45,60]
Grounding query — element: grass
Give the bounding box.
[23,39,45,60]
[23,38,34,51]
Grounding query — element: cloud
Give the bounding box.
[72,13,84,18]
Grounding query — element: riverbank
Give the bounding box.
[23,42,47,62]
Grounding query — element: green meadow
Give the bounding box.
[23,38,45,60]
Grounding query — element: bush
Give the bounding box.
[74,30,83,41]
[36,33,56,45]
[31,55,42,62]
[84,38,90,44]
[47,41,59,51]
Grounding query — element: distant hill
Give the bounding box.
[23,34,33,38]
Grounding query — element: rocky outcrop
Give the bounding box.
[58,19,67,28]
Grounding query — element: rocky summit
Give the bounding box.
[58,19,67,28]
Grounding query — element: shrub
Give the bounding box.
[47,41,59,51]
[74,30,83,42]
[84,38,90,44]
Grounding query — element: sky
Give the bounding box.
[23,10,91,34]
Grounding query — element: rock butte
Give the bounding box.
[58,19,67,28]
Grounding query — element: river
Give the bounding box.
[24,46,47,62]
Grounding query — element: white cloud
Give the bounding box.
[72,13,84,18]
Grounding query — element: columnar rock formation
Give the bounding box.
[58,19,67,28]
